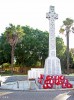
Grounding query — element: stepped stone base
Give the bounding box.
[44,57,61,75]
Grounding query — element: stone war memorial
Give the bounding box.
[0,6,74,92]
[0,6,73,91]
[28,6,73,89]
[44,6,61,75]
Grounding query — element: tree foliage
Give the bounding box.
[15,26,49,67]
[59,18,74,74]
[4,24,25,74]
[0,34,11,65]
[0,25,74,73]
[5,24,24,46]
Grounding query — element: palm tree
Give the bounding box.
[59,18,74,74]
[5,24,24,74]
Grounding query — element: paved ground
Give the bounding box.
[0,75,74,100]
[0,89,74,100]
[1,75,74,83]
[65,76,74,81]
[1,75,28,83]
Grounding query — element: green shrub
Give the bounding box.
[2,63,10,68]
[3,70,11,74]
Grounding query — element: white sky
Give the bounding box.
[0,0,74,48]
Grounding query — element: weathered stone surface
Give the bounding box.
[44,6,61,75]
